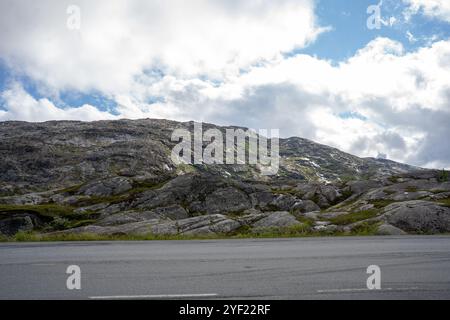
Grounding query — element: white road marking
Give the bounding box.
[89,293,219,300]
[317,287,419,293]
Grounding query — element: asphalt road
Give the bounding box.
[0,236,449,300]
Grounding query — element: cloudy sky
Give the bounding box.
[0,0,449,169]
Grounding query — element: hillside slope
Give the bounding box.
[0,119,449,239]
[0,119,419,194]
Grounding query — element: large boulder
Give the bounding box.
[376,224,407,236]
[384,200,450,233]
[269,194,299,211]
[78,177,132,197]
[250,191,276,210]
[202,187,251,214]
[252,212,300,228]
[291,200,321,214]
[152,205,189,220]
[346,180,383,195]
[319,185,342,204]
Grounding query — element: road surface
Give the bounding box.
[0,236,449,299]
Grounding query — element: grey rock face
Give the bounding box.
[152,205,189,220]
[0,119,420,195]
[384,201,450,233]
[78,177,133,197]
[0,193,48,206]
[250,192,276,210]
[376,224,407,236]
[319,185,342,204]
[291,200,321,214]
[269,194,299,211]
[346,180,384,195]
[96,211,162,226]
[252,212,300,228]
[89,214,241,236]
[429,192,450,200]
[203,187,251,214]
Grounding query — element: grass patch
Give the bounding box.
[58,183,85,195]
[405,186,418,193]
[132,179,169,192]
[329,209,379,226]
[437,170,449,182]
[10,231,223,242]
[0,204,74,218]
[369,199,396,209]
[350,221,381,236]
[438,198,450,207]
[340,175,357,184]
[74,194,130,207]
[388,176,400,184]
[65,219,98,229]
[2,223,375,242]
[248,224,312,238]
[295,216,316,228]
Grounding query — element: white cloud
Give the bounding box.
[0,0,323,95]
[0,83,117,122]
[403,0,450,22]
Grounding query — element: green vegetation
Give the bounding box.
[405,186,418,193]
[58,183,85,195]
[328,209,379,226]
[0,204,101,233]
[240,224,312,238]
[50,217,98,230]
[74,194,129,207]
[383,189,396,195]
[388,176,400,184]
[438,197,450,207]
[295,216,315,228]
[131,179,169,192]
[438,169,449,182]
[350,221,381,236]
[340,175,357,184]
[73,180,171,207]
[0,204,74,218]
[369,199,396,209]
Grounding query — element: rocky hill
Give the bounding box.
[0,119,449,239]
